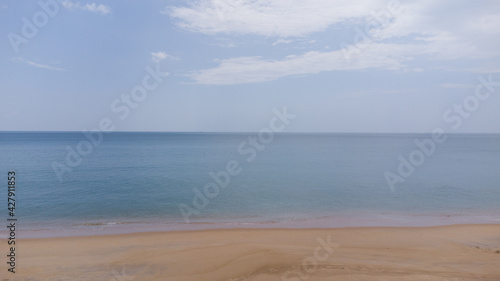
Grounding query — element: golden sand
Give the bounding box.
[3,225,500,280]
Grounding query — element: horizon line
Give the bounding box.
[1,130,500,135]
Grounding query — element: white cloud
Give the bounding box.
[168,1,500,84]
[61,1,111,15]
[151,52,179,63]
[12,57,66,71]
[190,43,424,85]
[166,0,388,37]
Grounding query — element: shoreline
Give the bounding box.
[4,211,500,238]
[2,224,500,280]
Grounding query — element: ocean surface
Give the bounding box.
[1,132,499,237]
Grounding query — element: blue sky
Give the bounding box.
[1,0,500,132]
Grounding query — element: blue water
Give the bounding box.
[1,132,499,237]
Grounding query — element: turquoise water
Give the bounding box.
[1,132,499,237]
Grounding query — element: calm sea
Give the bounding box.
[1,132,499,237]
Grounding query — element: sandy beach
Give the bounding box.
[2,224,499,280]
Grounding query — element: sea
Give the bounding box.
[1,132,499,238]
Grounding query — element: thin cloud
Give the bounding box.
[151,52,179,63]
[61,1,111,15]
[189,43,419,85]
[170,1,500,85]
[12,57,67,71]
[167,0,387,37]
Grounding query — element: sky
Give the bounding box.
[1,0,500,133]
